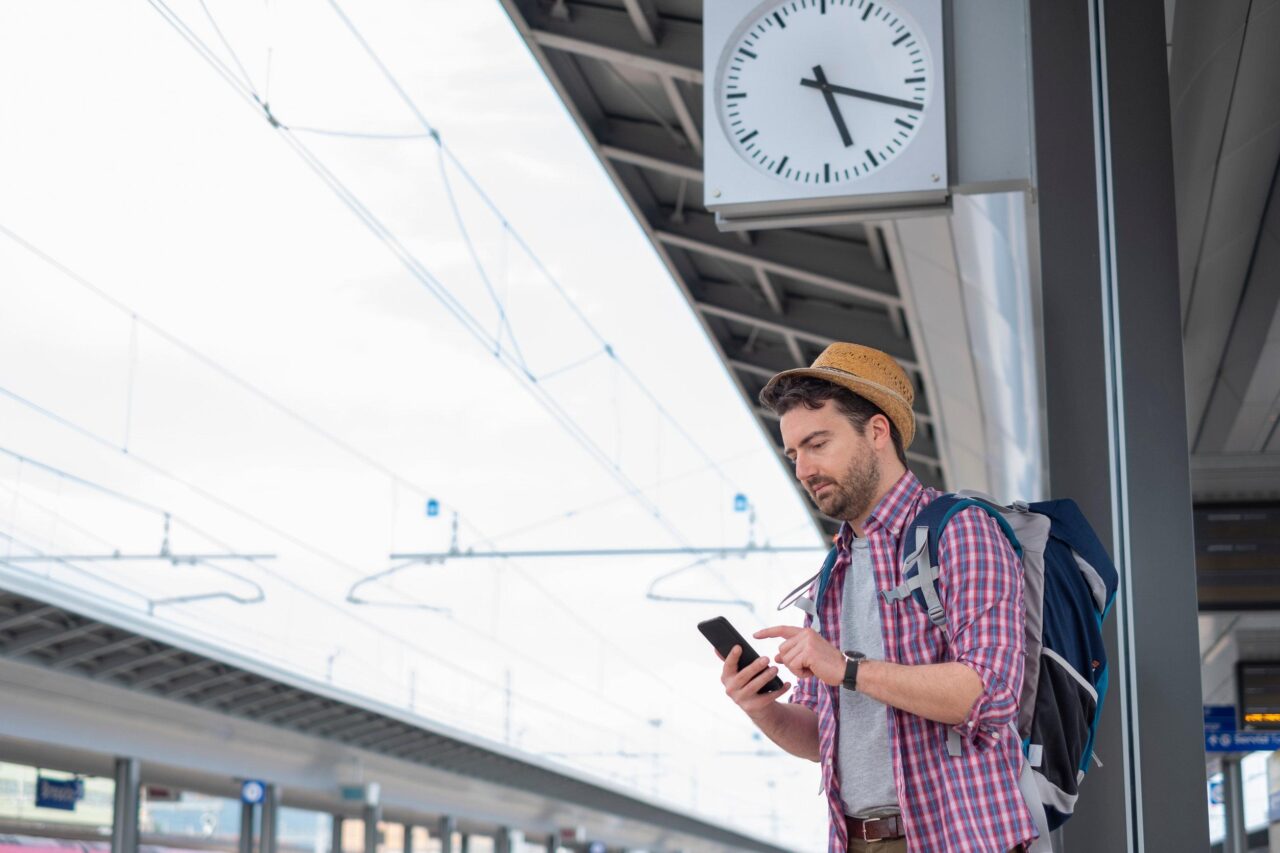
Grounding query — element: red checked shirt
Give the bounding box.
[790,471,1038,852]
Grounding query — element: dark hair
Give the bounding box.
[760,375,907,467]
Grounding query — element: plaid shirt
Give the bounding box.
[790,471,1038,852]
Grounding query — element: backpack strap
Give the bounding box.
[879,493,970,638]
[784,546,839,636]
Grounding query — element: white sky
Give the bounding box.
[0,1,833,849]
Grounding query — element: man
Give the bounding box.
[718,343,1036,852]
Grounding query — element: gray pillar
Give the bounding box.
[458,834,470,853]
[402,824,413,853]
[1029,0,1208,850]
[436,817,456,853]
[240,802,256,853]
[1222,757,1247,853]
[259,785,280,853]
[331,816,345,853]
[363,803,382,853]
[110,757,140,853]
[545,834,557,853]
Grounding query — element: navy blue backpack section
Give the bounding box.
[889,493,1119,832]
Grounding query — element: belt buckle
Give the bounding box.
[856,816,886,843]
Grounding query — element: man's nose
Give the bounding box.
[794,452,815,481]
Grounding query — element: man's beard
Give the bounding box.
[808,450,881,521]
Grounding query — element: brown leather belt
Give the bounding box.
[846,814,905,842]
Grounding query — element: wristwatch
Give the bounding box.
[842,650,866,692]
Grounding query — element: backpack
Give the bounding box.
[880,491,1118,845]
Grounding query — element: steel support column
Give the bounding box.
[437,817,456,853]
[331,816,344,853]
[240,802,256,853]
[260,784,280,853]
[363,803,382,853]
[110,757,140,853]
[1029,0,1208,849]
[1222,757,1247,853]
[402,824,413,853]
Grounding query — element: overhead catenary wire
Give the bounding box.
[8,1,780,743]
[139,0,760,611]
[320,0,753,513]
[0,226,754,734]
[0,401,751,751]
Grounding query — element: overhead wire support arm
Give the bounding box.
[388,544,826,563]
[2,553,276,564]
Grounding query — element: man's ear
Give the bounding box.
[870,413,893,448]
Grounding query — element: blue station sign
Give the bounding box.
[1205,704,1280,752]
[35,776,81,811]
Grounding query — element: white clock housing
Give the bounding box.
[704,0,947,229]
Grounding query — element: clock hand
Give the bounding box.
[799,77,923,112]
[803,64,854,148]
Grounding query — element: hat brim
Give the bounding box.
[762,365,916,450]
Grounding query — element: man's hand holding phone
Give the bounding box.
[719,645,790,718]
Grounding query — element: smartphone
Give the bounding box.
[697,616,785,694]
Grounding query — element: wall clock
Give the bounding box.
[703,0,947,229]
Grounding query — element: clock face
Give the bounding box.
[716,0,933,185]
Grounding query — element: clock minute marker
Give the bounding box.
[775,155,789,175]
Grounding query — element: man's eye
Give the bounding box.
[812,442,826,451]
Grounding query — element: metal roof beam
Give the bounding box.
[661,77,702,157]
[601,143,701,182]
[328,717,399,742]
[361,728,425,753]
[694,282,917,368]
[754,267,786,316]
[2,621,99,658]
[190,676,268,706]
[49,634,147,671]
[599,118,702,182]
[0,605,58,633]
[163,667,240,700]
[655,214,899,308]
[621,0,662,47]
[278,702,350,730]
[95,647,181,681]
[349,724,412,749]
[225,687,296,717]
[528,4,702,84]
[130,658,216,691]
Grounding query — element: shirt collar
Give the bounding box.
[861,469,924,540]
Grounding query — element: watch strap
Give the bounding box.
[842,650,865,691]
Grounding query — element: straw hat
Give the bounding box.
[761,343,916,449]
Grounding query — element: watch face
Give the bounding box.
[716,0,933,185]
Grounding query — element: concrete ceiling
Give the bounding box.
[1170,0,1280,503]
